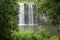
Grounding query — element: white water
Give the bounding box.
[18,3,34,26]
[28,5,34,25]
[19,3,25,25]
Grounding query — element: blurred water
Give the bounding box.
[19,3,34,26]
[17,3,38,31]
[28,4,34,25]
[19,3,25,25]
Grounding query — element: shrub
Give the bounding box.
[49,35,59,40]
[0,0,19,40]
[12,26,51,40]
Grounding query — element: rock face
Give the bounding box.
[39,14,50,25]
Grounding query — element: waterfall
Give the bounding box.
[28,4,34,25]
[18,3,35,26]
[19,3,25,25]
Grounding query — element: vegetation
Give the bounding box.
[37,0,60,25]
[12,26,59,40]
[0,0,60,40]
[12,26,50,40]
[0,0,19,40]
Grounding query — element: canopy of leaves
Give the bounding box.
[0,0,19,40]
[37,0,60,25]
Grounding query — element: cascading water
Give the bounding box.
[28,5,34,25]
[18,3,37,26]
[19,3,25,25]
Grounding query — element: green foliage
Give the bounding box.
[37,0,60,25]
[0,0,60,40]
[49,35,59,40]
[17,0,37,4]
[0,0,19,40]
[12,26,51,40]
[17,0,36,2]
